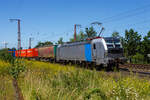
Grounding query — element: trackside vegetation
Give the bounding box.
[112,29,150,64]
[0,56,150,99]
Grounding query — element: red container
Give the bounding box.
[27,48,38,58]
[33,48,38,57]
[15,50,21,57]
[15,50,18,57]
[20,49,27,57]
[27,49,33,57]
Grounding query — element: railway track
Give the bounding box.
[119,64,150,77]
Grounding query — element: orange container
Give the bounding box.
[20,49,27,57]
[33,48,38,57]
[26,48,38,58]
[27,49,33,57]
[15,50,21,57]
[15,50,18,57]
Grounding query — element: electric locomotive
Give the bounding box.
[57,37,125,68]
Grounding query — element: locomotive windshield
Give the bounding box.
[104,37,123,54]
[104,37,122,49]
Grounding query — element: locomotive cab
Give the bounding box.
[104,37,125,64]
[91,37,124,67]
[91,37,108,65]
[104,37,123,57]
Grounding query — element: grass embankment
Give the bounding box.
[0,60,150,100]
[0,60,16,100]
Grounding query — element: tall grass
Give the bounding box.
[1,60,150,100]
[21,60,150,100]
[0,60,16,100]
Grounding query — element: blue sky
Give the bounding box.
[0,0,150,49]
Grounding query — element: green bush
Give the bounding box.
[0,49,14,63]
[0,49,26,79]
[9,59,26,79]
[132,53,145,64]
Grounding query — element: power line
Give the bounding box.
[99,4,150,23]
[114,17,150,29]
[106,18,150,37]
[104,9,149,24]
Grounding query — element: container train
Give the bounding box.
[9,37,125,69]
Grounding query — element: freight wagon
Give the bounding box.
[38,45,57,61]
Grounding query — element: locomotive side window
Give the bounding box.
[93,44,96,49]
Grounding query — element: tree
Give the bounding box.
[85,26,97,38]
[69,27,97,42]
[77,31,86,41]
[70,31,86,42]
[70,38,75,42]
[35,42,44,48]
[112,31,120,38]
[123,29,141,57]
[57,37,64,44]
[140,31,150,60]
[35,41,53,48]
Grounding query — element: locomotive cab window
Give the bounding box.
[93,44,96,49]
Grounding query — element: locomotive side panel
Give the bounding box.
[57,43,87,61]
[91,38,109,65]
[84,44,92,62]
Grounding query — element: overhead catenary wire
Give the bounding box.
[99,3,150,23]
[105,18,150,37]
[94,3,150,37]
[104,10,150,24]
